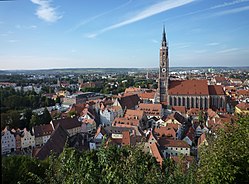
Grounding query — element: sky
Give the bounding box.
[0,0,249,70]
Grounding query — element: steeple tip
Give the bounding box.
[162,25,167,47]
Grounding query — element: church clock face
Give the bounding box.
[161,68,166,73]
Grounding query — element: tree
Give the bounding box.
[197,115,249,183]
[30,114,40,127]
[68,110,77,118]
[1,113,10,130]
[21,108,33,130]
[8,110,21,129]
[40,107,52,124]
[2,155,48,184]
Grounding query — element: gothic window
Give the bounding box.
[187,97,190,108]
[191,97,194,108]
[183,98,185,106]
[200,97,203,109]
[196,98,199,108]
[178,97,181,106]
[205,98,208,109]
[220,97,223,108]
[174,97,177,106]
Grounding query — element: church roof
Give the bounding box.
[208,85,225,95]
[169,80,209,95]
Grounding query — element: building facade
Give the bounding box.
[157,27,226,110]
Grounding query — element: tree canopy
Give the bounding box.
[196,114,249,183]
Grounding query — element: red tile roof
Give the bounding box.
[208,85,225,95]
[124,87,142,94]
[154,127,176,138]
[172,106,186,114]
[169,80,209,95]
[35,124,69,160]
[158,137,190,148]
[215,76,226,83]
[138,92,156,99]
[122,131,130,146]
[138,103,162,116]
[237,89,249,97]
[187,108,201,116]
[198,133,207,147]
[165,123,179,131]
[207,108,218,119]
[150,143,163,166]
[52,117,81,130]
[236,102,249,110]
[34,124,54,137]
[118,94,140,110]
[185,127,195,141]
[124,109,144,120]
[113,117,140,127]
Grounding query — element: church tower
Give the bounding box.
[158,26,169,104]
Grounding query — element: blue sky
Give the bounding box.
[0,0,249,70]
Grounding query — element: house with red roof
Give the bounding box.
[138,91,156,103]
[34,124,69,160]
[172,106,187,115]
[154,126,176,139]
[33,124,54,147]
[113,94,141,110]
[138,103,163,119]
[51,117,82,137]
[158,137,190,158]
[150,143,164,167]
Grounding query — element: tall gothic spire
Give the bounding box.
[162,25,167,47]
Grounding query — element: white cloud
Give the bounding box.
[211,0,249,9]
[7,39,19,43]
[206,42,220,46]
[88,0,195,38]
[217,48,239,53]
[15,24,37,30]
[69,0,133,32]
[30,0,62,22]
[213,5,249,16]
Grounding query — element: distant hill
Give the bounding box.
[0,66,248,75]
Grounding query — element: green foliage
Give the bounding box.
[2,146,196,184]
[68,110,77,117]
[197,115,249,184]
[2,155,48,184]
[30,114,40,127]
[45,146,165,184]
[40,107,52,124]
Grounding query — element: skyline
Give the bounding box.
[1,0,249,70]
